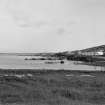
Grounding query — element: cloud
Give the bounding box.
[4,0,76,38]
[56,28,66,35]
[5,0,77,29]
[11,12,30,27]
[6,7,50,28]
[56,27,72,36]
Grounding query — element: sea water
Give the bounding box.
[0,54,103,71]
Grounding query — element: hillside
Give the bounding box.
[79,45,105,52]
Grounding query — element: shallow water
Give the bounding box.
[0,55,104,71]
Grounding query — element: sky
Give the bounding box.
[0,0,105,52]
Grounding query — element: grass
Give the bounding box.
[0,69,105,105]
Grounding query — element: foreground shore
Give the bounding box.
[0,69,105,105]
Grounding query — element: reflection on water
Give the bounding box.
[0,55,103,71]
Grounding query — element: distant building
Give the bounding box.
[77,49,104,56]
[95,50,104,55]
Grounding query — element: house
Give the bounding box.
[95,50,104,56]
[77,50,104,56]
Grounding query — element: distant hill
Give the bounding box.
[78,45,105,52]
[65,45,105,56]
[1,45,105,57]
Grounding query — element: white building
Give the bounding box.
[78,50,104,56]
[95,50,104,55]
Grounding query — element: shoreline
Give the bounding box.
[0,68,105,75]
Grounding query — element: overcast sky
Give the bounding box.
[0,0,105,52]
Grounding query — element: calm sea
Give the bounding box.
[0,55,103,71]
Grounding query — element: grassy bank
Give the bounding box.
[0,69,105,105]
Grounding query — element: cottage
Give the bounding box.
[95,50,104,55]
[78,50,104,56]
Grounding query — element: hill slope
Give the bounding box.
[79,45,105,52]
